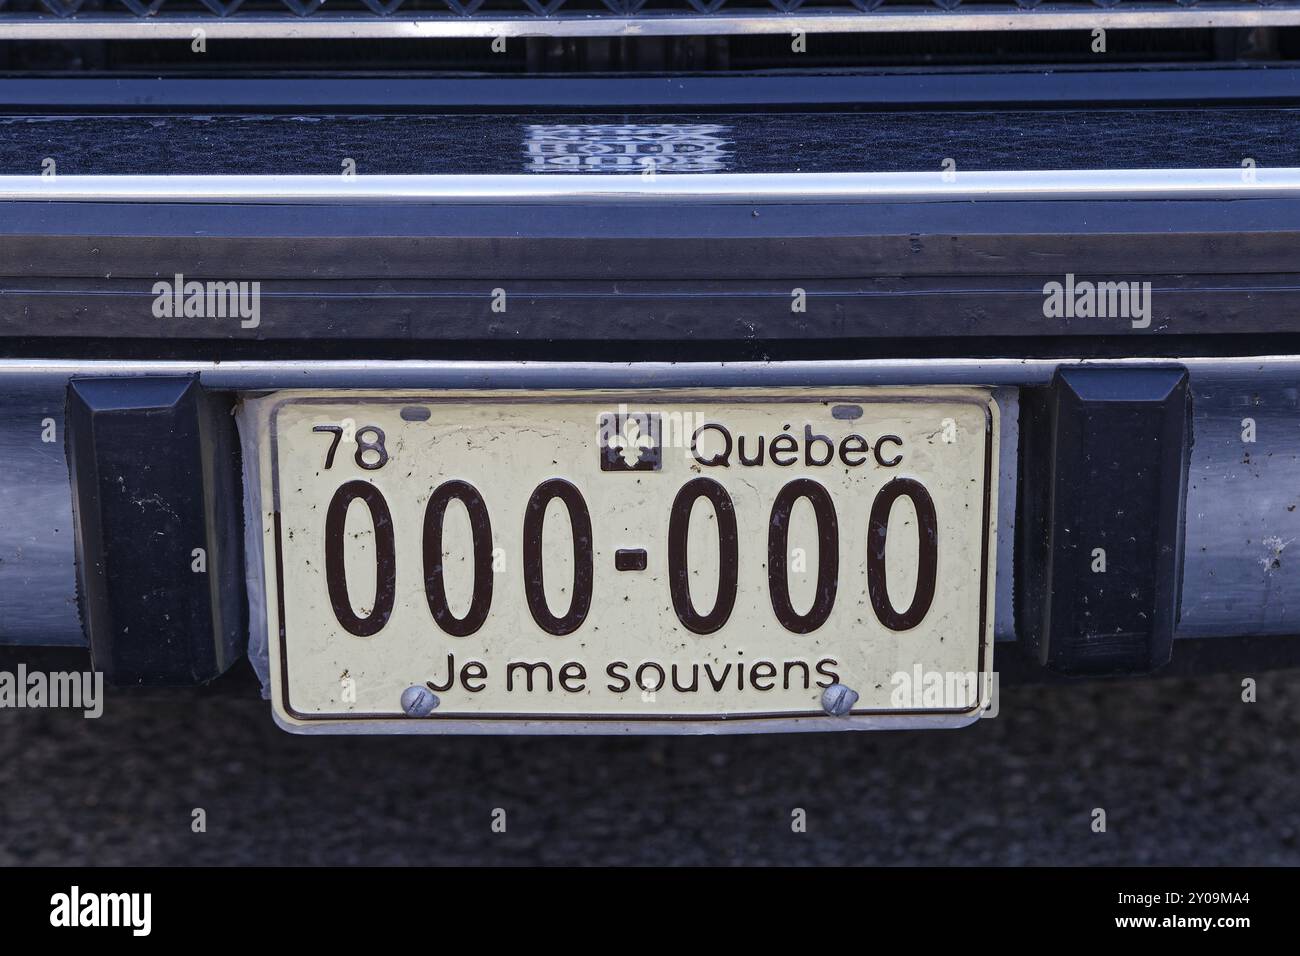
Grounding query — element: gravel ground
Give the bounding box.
[0,669,1296,866]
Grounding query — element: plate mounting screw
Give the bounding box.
[821,683,859,717]
[401,684,440,718]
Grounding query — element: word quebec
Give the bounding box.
[50,886,151,936]
[151,272,261,329]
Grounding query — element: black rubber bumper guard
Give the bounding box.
[1017,367,1192,676]
[65,375,245,686]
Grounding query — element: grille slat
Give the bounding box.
[5,0,1293,10]
[2,0,1300,36]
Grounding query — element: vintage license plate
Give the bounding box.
[252,388,998,733]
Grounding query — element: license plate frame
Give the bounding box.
[249,387,999,735]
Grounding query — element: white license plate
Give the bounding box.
[250,388,998,734]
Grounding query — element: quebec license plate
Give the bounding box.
[252,388,998,733]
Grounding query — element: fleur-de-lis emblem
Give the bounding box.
[609,415,655,467]
[598,411,661,472]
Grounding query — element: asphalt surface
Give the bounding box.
[0,668,1296,866]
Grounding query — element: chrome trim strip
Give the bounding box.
[0,356,1295,385]
[3,8,1300,39]
[0,170,1296,204]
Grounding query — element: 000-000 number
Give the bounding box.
[317,473,940,641]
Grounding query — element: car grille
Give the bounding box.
[2,0,1300,37]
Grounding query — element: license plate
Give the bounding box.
[251,388,998,733]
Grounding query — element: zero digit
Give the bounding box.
[324,480,397,637]
[768,478,839,633]
[668,477,739,634]
[522,478,594,636]
[866,477,938,631]
[422,480,494,637]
